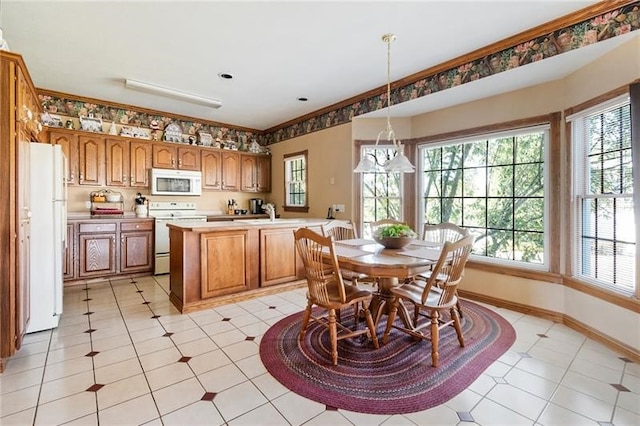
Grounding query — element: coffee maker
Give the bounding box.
[249,198,264,214]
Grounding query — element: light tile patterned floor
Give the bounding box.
[1,275,638,425]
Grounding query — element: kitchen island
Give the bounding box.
[167,218,330,313]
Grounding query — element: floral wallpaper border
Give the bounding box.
[264,2,640,145]
[39,3,639,147]
[38,94,262,146]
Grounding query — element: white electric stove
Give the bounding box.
[149,201,207,274]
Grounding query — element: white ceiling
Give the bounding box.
[2,0,629,131]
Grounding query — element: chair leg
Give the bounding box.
[430,310,440,367]
[328,309,338,366]
[382,298,399,345]
[451,307,465,347]
[363,307,379,349]
[455,290,464,318]
[299,302,312,339]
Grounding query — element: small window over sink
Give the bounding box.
[284,150,308,213]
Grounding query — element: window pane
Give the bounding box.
[488,166,513,197]
[515,198,544,232]
[488,137,514,165]
[463,167,486,197]
[423,198,441,224]
[423,149,441,170]
[514,163,544,197]
[514,231,544,264]
[423,171,441,197]
[442,171,462,197]
[464,142,486,168]
[463,198,486,228]
[443,145,463,169]
[515,133,544,163]
[487,198,513,229]
[440,198,462,224]
[486,229,513,259]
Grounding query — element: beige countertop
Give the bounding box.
[167,218,330,232]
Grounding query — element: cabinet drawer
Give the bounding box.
[78,223,117,233]
[121,221,153,232]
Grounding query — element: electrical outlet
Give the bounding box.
[333,204,345,213]
[85,201,91,209]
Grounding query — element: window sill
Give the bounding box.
[283,206,309,213]
[466,260,639,313]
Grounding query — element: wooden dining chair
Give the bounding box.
[422,222,470,244]
[419,222,471,317]
[382,234,475,367]
[321,221,377,288]
[294,228,379,365]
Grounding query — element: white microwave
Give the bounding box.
[150,168,202,196]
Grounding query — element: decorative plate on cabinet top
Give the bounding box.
[79,115,103,132]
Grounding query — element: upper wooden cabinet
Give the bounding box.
[201,149,222,190]
[178,146,200,170]
[129,141,152,187]
[78,135,106,186]
[221,151,241,191]
[45,128,270,192]
[105,138,129,187]
[152,144,200,171]
[241,153,271,193]
[49,131,79,185]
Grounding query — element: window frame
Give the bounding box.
[417,124,551,270]
[283,150,309,213]
[569,94,636,296]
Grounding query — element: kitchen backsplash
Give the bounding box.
[67,186,269,216]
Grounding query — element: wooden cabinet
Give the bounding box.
[129,141,152,187]
[78,222,117,278]
[105,138,152,188]
[152,144,176,169]
[105,138,129,187]
[1,51,42,371]
[178,146,200,170]
[78,135,105,186]
[49,131,78,185]
[152,144,200,171]
[70,219,154,280]
[119,221,153,273]
[201,230,251,298]
[260,227,304,287]
[63,224,75,280]
[221,151,241,191]
[201,149,222,190]
[241,154,271,192]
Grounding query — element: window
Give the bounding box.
[360,145,403,237]
[419,126,549,267]
[284,150,308,212]
[571,96,635,295]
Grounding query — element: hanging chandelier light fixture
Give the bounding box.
[354,33,414,174]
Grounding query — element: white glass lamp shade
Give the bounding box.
[385,153,415,173]
[354,156,381,173]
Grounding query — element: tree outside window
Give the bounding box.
[419,127,548,267]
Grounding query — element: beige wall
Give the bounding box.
[267,123,354,220]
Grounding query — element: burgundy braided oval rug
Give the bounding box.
[259,300,515,415]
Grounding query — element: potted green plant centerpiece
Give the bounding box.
[373,224,417,249]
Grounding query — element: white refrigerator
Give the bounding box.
[27,143,67,333]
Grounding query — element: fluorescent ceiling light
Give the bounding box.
[124,79,222,109]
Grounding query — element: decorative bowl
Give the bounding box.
[373,235,414,249]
